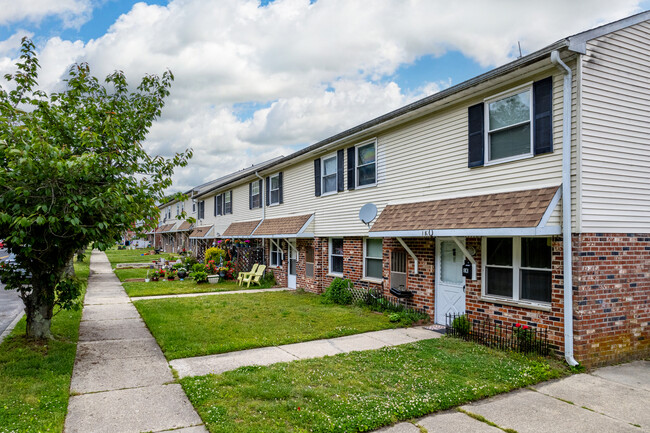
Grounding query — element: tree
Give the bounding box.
[0,38,192,338]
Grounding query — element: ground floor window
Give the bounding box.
[329,238,343,275]
[483,237,552,303]
[305,246,314,278]
[364,238,383,279]
[270,241,282,267]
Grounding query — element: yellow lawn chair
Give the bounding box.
[237,263,259,286]
[243,264,266,288]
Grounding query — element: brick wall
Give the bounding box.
[573,233,650,366]
[464,237,566,354]
[265,239,288,287]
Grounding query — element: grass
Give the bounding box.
[0,255,90,433]
[134,291,405,360]
[181,337,567,433]
[123,279,269,297]
[103,247,173,267]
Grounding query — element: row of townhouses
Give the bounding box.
[149,12,650,367]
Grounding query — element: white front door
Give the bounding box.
[287,240,297,289]
[435,238,466,325]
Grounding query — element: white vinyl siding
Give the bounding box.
[579,20,650,232]
[198,182,264,237]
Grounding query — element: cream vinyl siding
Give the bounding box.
[264,58,574,236]
[579,20,650,232]
[198,183,264,236]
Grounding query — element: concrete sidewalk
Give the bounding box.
[171,326,440,378]
[375,360,650,433]
[64,250,207,433]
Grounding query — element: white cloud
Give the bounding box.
[0,0,92,28]
[0,0,645,191]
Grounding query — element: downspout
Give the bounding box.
[550,50,579,367]
[255,171,267,265]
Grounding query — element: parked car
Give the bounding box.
[0,239,4,248]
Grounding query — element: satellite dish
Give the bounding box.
[359,203,377,226]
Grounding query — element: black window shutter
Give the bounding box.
[229,191,233,214]
[278,172,283,204]
[468,102,484,167]
[314,158,321,197]
[533,76,553,155]
[216,194,222,216]
[337,149,344,192]
[258,179,263,208]
[265,176,270,206]
[347,147,355,190]
[214,195,217,216]
[249,183,253,209]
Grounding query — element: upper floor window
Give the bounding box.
[483,237,552,304]
[192,201,196,213]
[468,77,553,168]
[266,172,283,206]
[322,155,337,195]
[224,191,232,214]
[249,180,262,209]
[197,200,205,219]
[486,88,532,162]
[176,204,180,216]
[356,142,376,186]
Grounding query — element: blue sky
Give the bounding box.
[1,0,648,191]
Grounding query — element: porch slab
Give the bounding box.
[78,319,152,341]
[171,346,297,378]
[591,360,650,391]
[533,373,650,428]
[418,411,501,432]
[64,384,203,433]
[81,303,141,321]
[75,338,163,361]
[460,388,638,433]
[70,356,174,394]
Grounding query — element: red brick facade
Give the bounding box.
[259,233,649,366]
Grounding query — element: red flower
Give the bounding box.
[522,325,529,330]
[515,323,521,328]
[297,407,300,411]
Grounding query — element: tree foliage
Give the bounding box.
[0,38,192,338]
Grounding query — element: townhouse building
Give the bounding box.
[154,12,650,366]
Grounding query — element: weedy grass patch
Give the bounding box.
[123,279,264,297]
[0,256,90,433]
[181,337,567,433]
[134,291,406,360]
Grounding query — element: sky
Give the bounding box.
[1,0,649,192]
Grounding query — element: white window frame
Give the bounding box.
[224,191,232,214]
[269,173,280,206]
[328,237,344,276]
[481,236,552,307]
[363,238,383,281]
[251,181,261,209]
[484,82,534,166]
[270,240,283,268]
[321,153,338,196]
[356,140,377,189]
[176,204,180,216]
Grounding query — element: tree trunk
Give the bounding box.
[64,256,76,278]
[76,248,85,262]
[23,284,54,339]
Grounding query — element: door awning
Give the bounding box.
[222,220,262,237]
[172,221,193,232]
[369,186,561,237]
[251,214,314,238]
[189,225,213,239]
[157,223,175,233]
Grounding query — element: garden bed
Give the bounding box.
[181,337,567,433]
[133,291,411,360]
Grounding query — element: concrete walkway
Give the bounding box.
[375,360,650,433]
[64,251,207,433]
[171,326,440,378]
[132,286,292,301]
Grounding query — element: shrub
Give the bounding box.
[322,278,353,305]
[204,247,226,265]
[452,315,471,336]
[192,263,206,274]
[260,271,276,287]
[183,255,198,267]
[192,271,208,284]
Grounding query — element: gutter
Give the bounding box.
[550,50,579,367]
[254,171,268,266]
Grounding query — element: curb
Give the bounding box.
[0,310,25,344]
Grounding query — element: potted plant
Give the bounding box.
[150,271,159,282]
[177,266,188,280]
[156,268,166,281]
[167,269,177,281]
[193,270,208,284]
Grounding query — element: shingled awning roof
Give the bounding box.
[223,220,261,237]
[251,214,314,238]
[173,221,193,232]
[189,225,213,238]
[369,186,561,237]
[156,224,175,233]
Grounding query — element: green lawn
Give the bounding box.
[103,247,173,267]
[181,337,567,433]
[134,291,405,360]
[0,255,90,433]
[123,279,267,297]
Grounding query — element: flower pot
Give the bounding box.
[208,275,220,284]
[145,278,150,283]
[177,271,187,279]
